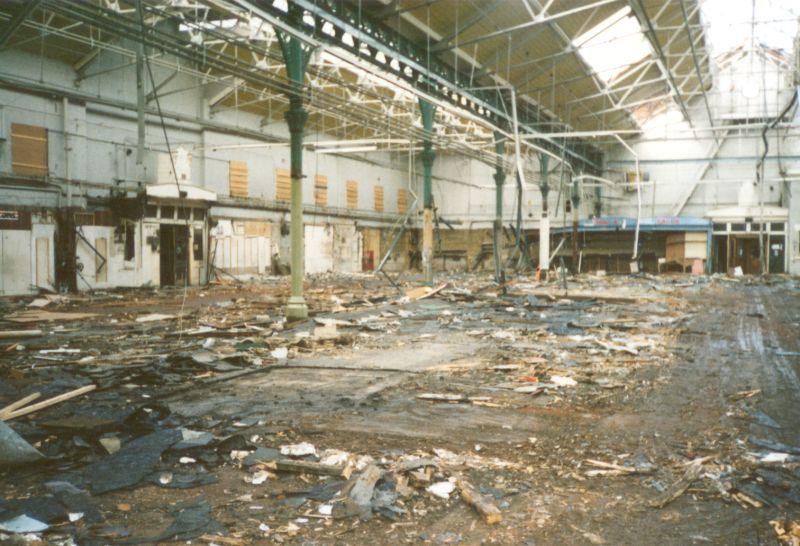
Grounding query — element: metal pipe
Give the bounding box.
[62,97,71,208]
[492,132,506,283]
[614,135,641,260]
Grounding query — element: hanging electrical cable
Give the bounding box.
[756,86,798,274]
[137,0,192,334]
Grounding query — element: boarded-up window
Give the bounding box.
[276,168,291,202]
[11,123,48,176]
[374,185,384,212]
[397,188,408,214]
[314,175,328,207]
[346,180,358,209]
[229,161,248,198]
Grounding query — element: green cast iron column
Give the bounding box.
[277,27,313,321]
[538,154,550,277]
[492,132,506,283]
[571,175,581,270]
[419,99,436,284]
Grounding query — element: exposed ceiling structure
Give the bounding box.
[0,0,716,177]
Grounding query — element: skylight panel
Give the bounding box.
[574,6,651,84]
[701,0,800,57]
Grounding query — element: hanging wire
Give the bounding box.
[137,0,191,335]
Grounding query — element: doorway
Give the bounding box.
[769,235,785,274]
[159,224,189,286]
[730,235,761,274]
[712,235,728,273]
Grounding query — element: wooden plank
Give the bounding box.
[346,180,358,209]
[374,184,384,212]
[229,160,248,198]
[0,384,97,421]
[95,237,107,283]
[649,459,706,508]
[456,477,502,524]
[199,535,246,546]
[347,464,382,506]
[11,123,47,176]
[6,310,97,323]
[257,458,345,477]
[314,174,328,207]
[276,168,291,202]
[0,393,41,418]
[0,329,43,339]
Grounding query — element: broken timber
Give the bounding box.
[256,458,344,477]
[456,476,502,524]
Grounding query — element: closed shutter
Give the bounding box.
[346,180,358,209]
[11,123,48,176]
[276,168,291,202]
[374,185,384,212]
[229,160,248,198]
[397,188,408,214]
[314,175,328,207]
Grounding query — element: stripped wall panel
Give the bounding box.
[211,219,270,276]
[304,223,361,274]
[0,230,31,294]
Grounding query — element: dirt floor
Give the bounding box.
[1,273,800,545]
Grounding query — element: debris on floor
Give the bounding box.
[1,273,798,543]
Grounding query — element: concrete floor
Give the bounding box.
[1,274,799,544]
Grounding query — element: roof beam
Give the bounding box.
[0,0,42,49]
[375,0,442,20]
[678,0,716,132]
[435,0,620,53]
[629,0,693,127]
[430,0,505,52]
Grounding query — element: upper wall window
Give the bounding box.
[11,123,48,176]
